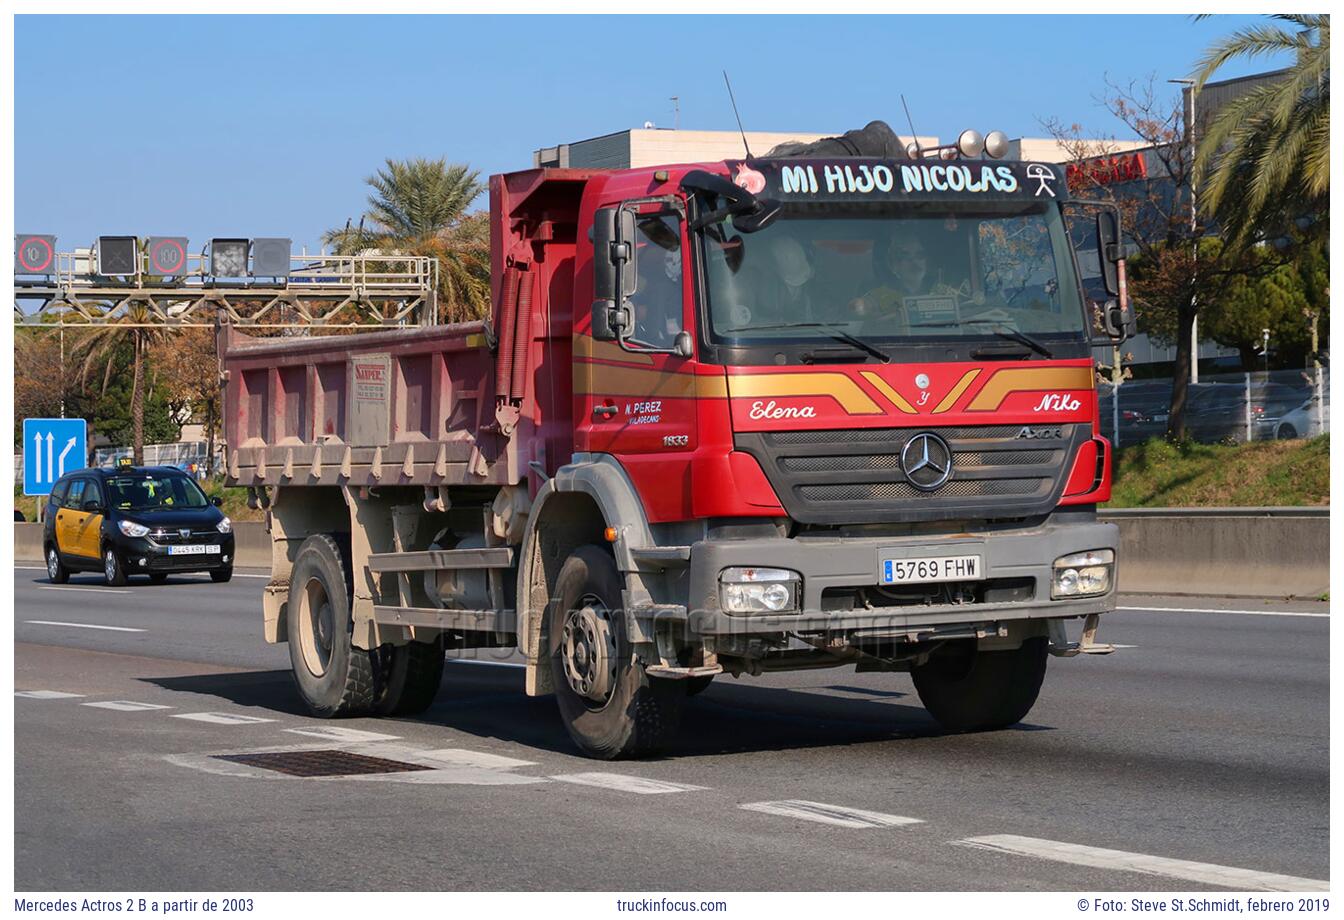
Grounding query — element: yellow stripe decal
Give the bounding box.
[965,366,1095,411]
[932,369,982,414]
[728,373,883,415]
[859,372,917,414]
[573,335,656,365]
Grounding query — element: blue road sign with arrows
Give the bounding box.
[23,418,88,497]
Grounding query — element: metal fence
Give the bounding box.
[14,439,224,484]
[1099,368,1330,448]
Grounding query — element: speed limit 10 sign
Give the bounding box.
[15,235,56,274]
[147,237,189,275]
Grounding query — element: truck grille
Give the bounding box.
[735,424,1089,525]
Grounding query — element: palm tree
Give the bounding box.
[1193,14,1329,248]
[324,157,490,322]
[68,304,175,465]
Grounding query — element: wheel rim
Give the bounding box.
[561,594,617,704]
[47,549,59,579]
[104,551,116,582]
[297,576,335,678]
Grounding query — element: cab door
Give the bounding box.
[55,479,89,560]
[73,478,106,558]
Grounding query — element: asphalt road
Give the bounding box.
[13,564,1330,892]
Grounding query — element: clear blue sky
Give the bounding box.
[15,14,1292,255]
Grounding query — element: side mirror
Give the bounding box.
[211,496,224,507]
[83,499,102,513]
[1097,210,1122,297]
[673,330,693,359]
[731,198,782,234]
[591,207,617,341]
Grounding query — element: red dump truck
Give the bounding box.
[223,137,1133,759]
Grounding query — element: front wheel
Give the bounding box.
[548,545,684,759]
[1277,424,1298,440]
[911,637,1049,733]
[286,534,377,718]
[103,547,128,587]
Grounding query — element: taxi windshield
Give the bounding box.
[107,473,209,512]
[700,202,1088,345]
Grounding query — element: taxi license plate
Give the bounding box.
[881,555,983,585]
[168,545,220,556]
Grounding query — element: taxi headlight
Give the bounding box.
[118,520,150,538]
[1052,549,1114,599]
[720,566,801,613]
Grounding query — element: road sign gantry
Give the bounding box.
[14,249,440,329]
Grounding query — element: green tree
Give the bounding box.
[78,338,181,450]
[67,304,177,464]
[324,157,490,322]
[1194,14,1329,248]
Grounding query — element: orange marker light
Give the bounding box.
[604,527,618,543]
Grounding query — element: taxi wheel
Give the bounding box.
[103,547,128,587]
[46,545,69,584]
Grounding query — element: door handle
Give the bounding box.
[592,405,619,421]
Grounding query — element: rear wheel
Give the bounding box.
[374,639,445,716]
[911,637,1049,733]
[103,547,128,587]
[286,534,376,718]
[46,546,69,584]
[1277,424,1298,440]
[548,545,684,759]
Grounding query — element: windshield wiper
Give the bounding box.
[722,321,890,363]
[912,319,1054,359]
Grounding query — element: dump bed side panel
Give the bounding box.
[222,322,526,488]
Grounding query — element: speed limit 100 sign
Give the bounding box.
[15,235,56,274]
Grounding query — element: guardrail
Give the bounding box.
[14,508,1330,600]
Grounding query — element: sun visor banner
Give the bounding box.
[727,159,1069,204]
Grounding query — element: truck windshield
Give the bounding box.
[700,202,1088,350]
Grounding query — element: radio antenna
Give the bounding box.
[901,94,922,157]
[723,71,753,159]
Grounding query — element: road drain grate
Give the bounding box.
[213,749,435,777]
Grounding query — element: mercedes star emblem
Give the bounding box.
[900,432,954,491]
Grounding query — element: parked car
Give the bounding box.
[42,462,236,586]
[1275,394,1330,439]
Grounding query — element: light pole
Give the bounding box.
[1169,78,1199,384]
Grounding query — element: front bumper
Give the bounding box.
[111,533,237,572]
[682,518,1118,636]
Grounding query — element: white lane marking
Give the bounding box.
[550,772,708,795]
[1111,644,1139,649]
[171,712,275,725]
[35,585,133,595]
[24,620,146,633]
[422,748,537,770]
[954,834,1329,892]
[82,700,173,712]
[17,565,271,580]
[1119,606,1328,619]
[15,690,86,699]
[740,800,924,829]
[445,659,527,669]
[284,726,400,743]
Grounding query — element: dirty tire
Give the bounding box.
[549,545,684,759]
[374,639,446,716]
[911,637,1049,733]
[46,545,70,584]
[287,534,377,718]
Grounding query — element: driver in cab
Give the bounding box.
[851,227,953,332]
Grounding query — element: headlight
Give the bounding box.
[118,520,150,538]
[720,566,801,613]
[216,516,232,534]
[1052,549,1114,599]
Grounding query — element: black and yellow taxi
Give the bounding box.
[43,460,235,586]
